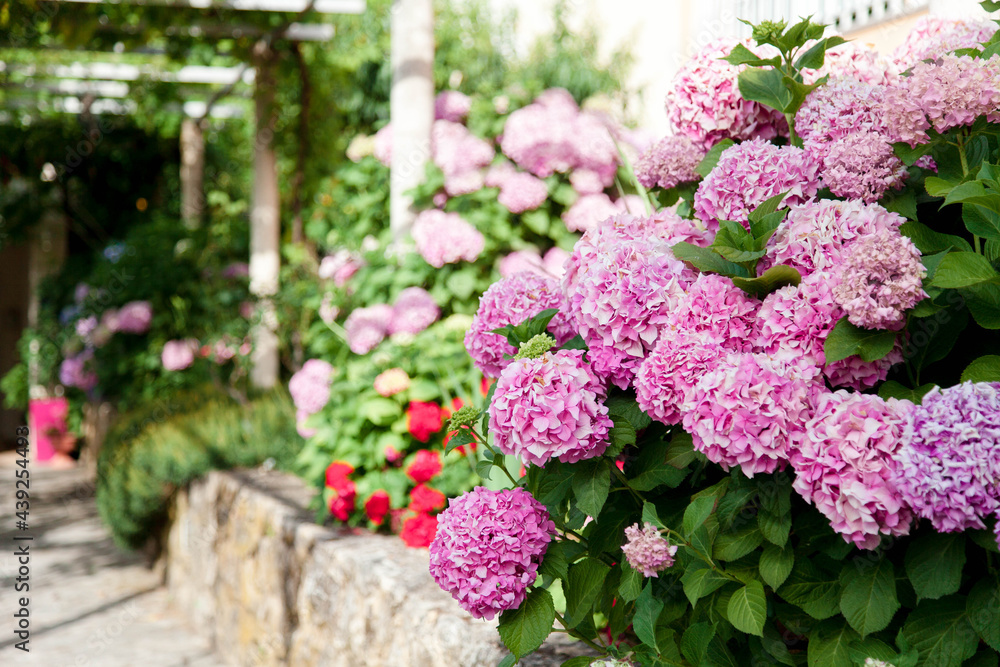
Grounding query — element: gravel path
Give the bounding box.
[0,459,223,666]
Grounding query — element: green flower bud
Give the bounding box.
[447,404,480,432]
[513,333,556,360]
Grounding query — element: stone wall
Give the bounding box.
[162,469,593,667]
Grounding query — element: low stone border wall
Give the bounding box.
[162,469,592,667]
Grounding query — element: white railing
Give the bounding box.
[731,0,928,34]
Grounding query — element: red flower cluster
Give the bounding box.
[401,512,439,547]
[364,490,391,525]
[325,461,356,521]
[407,449,442,483]
[407,401,445,442]
[409,484,446,513]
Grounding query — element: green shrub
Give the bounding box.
[95,386,298,550]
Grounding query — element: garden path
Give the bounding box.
[0,458,223,666]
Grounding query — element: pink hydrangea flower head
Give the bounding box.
[634,135,705,190]
[894,382,1000,532]
[885,54,1000,147]
[682,352,821,477]
[571,110,620,186]
[412,210,484,268]
[434,90,472,122]
[429,486,556,620]
[389,287,440,336]
[374,368,411,397]
[296,409,317,439]
[822,132,908,203]
[498,249,548,279]
[755,273,899,390]
[693,138,820,231]
[500,88,580,177]
[796,79,892,168]
[666,39,788,149]
[344,304,394,354]
[319,292,339,325]
[489,349,612,466]
[543,247,570,279]
[664,273,760,352]
[114,300,153,334]
[635,329,725,425]
[562,193,621,233]
[75,315,98,340]
[892,16,998,69]
[465,272,576,378]
[833,229,926,330]
[432,120,494,196]
[373,124,392,166]
[810,42,899,86]
[766,199,905,279]
[793,391,915,549]
[484,160,518,189]
[318,249,364,287]
[161,339,198,371]
[59,349,98,391]
[621,522,678,577]
[288,359,335,414]
[569,168,607,195]
[497,171,549,213]
[561,212,694,388]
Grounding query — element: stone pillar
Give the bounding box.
[389,0,435,244]
[250,42,281,389]
[180,117,205,230]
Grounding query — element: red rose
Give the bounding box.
[406,449,442,483]
[400,512,438,548]
[364,490,391,526]
[325,461,355,491]
[328,482,356,522]
[407,401,444,442]
[408,484,445,513]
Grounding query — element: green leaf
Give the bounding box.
[444,430,475,455]
[895,141,933,167]
[683,495,717,537]
[823,317,898,363]
[794,38,830,70]
[475,456,496,481]
[962,355,1000,382]
[899,596,979,667]
[697,139,736,178]
[603,395,652,431]
[905,533,966,601]
[963,203,1000,241]
[877,381,935,404]
[780,560,841,619]
[571,459,611,518]
[634,582,665,652]
[967,578,1000,651]
[839,558,899,637]
[605,412,636,458]
[498,588,555,659]
[900,221,973,254]
[965,650,1000,667]
[728,581,767,636]
[521,208,551,235]
[759,542,794,589]
[642,500,665,530]
[498,654,517,667]
[358,397,402,426]
[758,509,791,548]
[671,242,751,278]
[681,567,730,606]
[723,42,782,67]
[713,524,763,561]
[629,438,690,491]
[847,638,898,664]
[931,252,1000,288]
[564,558,610,627]
[883,189,918,220]
[961,281,1000,329]
[738,67,792,114]
[731,264,802,297]
[749,191,790,225]
[807,619,859,667]
[560,658,595,667]
[680,622,716,666]
[665,431,697,469]
[618,561,644,603]
[538,540,569,581]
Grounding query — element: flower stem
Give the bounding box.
[610,465,645,506]
[554,610,606,653]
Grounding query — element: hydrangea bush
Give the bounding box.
[287,84,651,546]
[426,12,1000,667]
